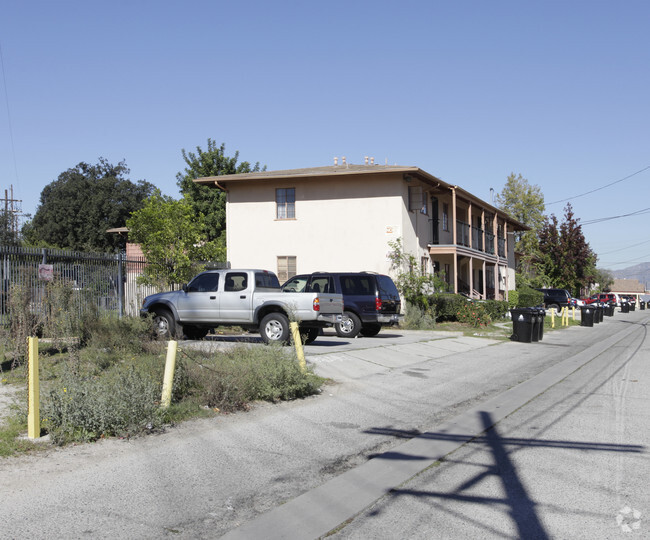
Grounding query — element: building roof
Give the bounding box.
[195,164,529,231]
[611,278,645,293]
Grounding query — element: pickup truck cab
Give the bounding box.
[141,269,343,344]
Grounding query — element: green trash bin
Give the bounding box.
[581,306,595,327]
[511,308,535,342]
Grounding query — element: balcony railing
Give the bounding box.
[456,220,470,247]
[485,232,495,254]
[472,226,484,252]
[497,236,506,258]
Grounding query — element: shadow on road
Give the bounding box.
[363,411,644,539]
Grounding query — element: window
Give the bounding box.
[277,256,297,283]
[308,276,334,294]
[442,203,449,231]
[444,263,451,286]
[340,275,373,296]
[224,272,248,292]
[276,188,295,219]
[186,272,219,292]
[255,272,280,289]
[282,275,308,292]
[421,257,429,275]
[408,186,423,212]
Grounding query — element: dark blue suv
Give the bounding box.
[282,272,402,338]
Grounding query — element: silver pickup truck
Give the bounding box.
[140,269,343,344]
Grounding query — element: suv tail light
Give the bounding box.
[313,298,320,312]
[375,296,382,311]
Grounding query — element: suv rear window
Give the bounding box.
[377,275,399,298]
[340,275,374,296]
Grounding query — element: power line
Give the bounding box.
[599,239,650,255]
[547,166,650,206]
[582,207,650,226]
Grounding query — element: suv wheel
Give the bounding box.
[548,304,560,312]
[335,311,361,338]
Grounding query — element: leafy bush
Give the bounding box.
[179,345,323,412]
[401,302,436,330]
[481,300,510,320]
[517,286,544,307]
[507,290,519,310]
[427,293,468,322]
[43,364,164,445]
[456,301,492,327]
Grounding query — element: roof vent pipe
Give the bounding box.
[334,157,338,166]
[370,157,375,165]
[364,156,369,165]
[342,156,347,165]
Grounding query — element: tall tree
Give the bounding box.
[176,139,263,243]
[495,172,546,260]
[538,203,597,295]
[126,192,223,288]
[26,158,155,252]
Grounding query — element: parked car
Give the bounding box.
[536,288,572,311]
[584,293,621,306]
[282,272,403,338]
[140,269,343,344]
[568,297,585,307]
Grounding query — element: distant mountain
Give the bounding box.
[611,262,650,287]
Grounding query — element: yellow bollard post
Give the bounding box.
[563,307,568,326]
[551,308,555,328]
[27,336,40,439]
[289,322,307,373]
[572,306,576,321]
[161,340,178,409]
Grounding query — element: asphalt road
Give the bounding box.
[1,310,648,539]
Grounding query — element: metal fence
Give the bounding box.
[0,245,159,320]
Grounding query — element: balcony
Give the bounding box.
[456,220,470,247]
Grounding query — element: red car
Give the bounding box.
[583,293,620,306]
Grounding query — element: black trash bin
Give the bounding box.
[630,302,636,311]
[621,302,629,313]
[641,301,646,311]
[511,308,535,342]
[581,306,595,327]
[605,303,615,317]
[593,304,601,324]
[598,304,604,322]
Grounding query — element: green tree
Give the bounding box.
[176,139,264,243]
[0,208,20,246]
[126,192,223,288]
[26,158,155,252]
[538,203,596,295]
[494,173,546,282]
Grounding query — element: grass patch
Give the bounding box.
[0,310,324,453]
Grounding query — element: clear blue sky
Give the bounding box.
[1,1,648,272]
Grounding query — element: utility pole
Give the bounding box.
[2,185,22,241]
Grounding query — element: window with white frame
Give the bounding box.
[442,203,449,231]
[276,188,295,219]
[277,256,297,283]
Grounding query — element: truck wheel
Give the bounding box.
[301,327,320,345]
[183,325,209,340]
[360,323,381,337]
[335,311,361,338]
[260,313,290,344]
[152,309,177,339]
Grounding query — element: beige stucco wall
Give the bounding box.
[226,173,417,276]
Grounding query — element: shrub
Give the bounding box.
[179,345,323,412]
[43,363,164,445]
[481,300,509,320]
[456,301,492,327]
[401,302,436,330]
[517,287,544,307]
[427,293,467,322]
[507,290,519,310]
